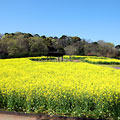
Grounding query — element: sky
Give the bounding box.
[0,0,120,45]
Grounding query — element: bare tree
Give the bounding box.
[0,33,3,39]
[64,45,79,60]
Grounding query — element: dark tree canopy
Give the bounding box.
[0,32,119,59]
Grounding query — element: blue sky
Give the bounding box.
[0,0,120,45]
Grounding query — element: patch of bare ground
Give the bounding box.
[113,67,120,69]
[72,60,80,62]
[0,111,102,120]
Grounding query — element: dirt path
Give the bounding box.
[0,114,36,120]
[0,113,85,120]
[113,67,120,69]
[0,113,36,120]
[0,111,99,120]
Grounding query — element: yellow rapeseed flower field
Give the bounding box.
[0,57,120,119]
[64,55,120,64]
[85,58,120,64]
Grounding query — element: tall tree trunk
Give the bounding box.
[70,55,72,61]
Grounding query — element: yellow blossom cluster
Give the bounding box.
[0,57,120,118]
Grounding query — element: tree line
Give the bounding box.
[0,32,120,59]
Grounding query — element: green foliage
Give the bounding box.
[0,32,119,59]
[1,58,120,119]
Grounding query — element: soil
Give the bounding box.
[0,111,100,120]
[0,113,36,120]
[72,60,80,62]
[113,67,120,69]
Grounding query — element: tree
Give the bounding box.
[24,33,33,38]
[30,37,48,56]
[71,36,81,43]
[115,45,120,58]
[115,45,120,49]
[0,38,8,58]
[64,45,79,60]
[0,32,119,59]
[60,35,67,39]
[97,40,117,57]
[34,34,40,37]
[0,33,3,39]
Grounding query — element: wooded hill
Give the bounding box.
[0,32,120,58]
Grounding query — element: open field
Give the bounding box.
[0,56,120,119]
